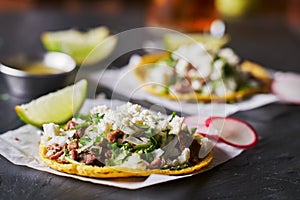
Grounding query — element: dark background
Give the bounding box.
[0,0,299,199]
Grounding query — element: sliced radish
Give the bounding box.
[184,115,258,148]
[272,72,300,104]
[203,117,258,148]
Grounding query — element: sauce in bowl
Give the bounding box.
[0,52,76,97]
[17,62,65,75]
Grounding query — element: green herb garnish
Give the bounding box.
[91,113,105,124]
[189,127,197,135]
[169,111,177,122]
[79,135,92,146]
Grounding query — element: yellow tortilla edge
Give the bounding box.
[133,52,272,102]
[39,142,213,178]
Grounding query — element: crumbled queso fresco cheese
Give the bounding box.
[172,44,212,78]
[146,62,174,92]
[218,48,240,66]
[90,102,174,137]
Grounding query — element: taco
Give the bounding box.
[39,102,213,178]
[134,44,271,102]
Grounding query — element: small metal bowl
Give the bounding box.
[0,52,77,98]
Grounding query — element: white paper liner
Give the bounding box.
[0,99,245,189]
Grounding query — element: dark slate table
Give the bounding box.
[0,3,299,199]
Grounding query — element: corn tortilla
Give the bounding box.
[39,143,213,178]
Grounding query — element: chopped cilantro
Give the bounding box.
[90,113,105,124]
[164,56,176,68]
[223,62,235,77]
[169,111,177,122]
[237,82,252,91]
[227,99,236,104]
[121,142,132,151]
[189,127,197,135]
[79,135,92,146]
[111,142,118,148]
[71,113,104,130]
[213,55,221,61]
[145,136,158,153]
[162,86,169,94]
[93,135,103,145]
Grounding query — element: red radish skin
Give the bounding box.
[205,116,219,127]
[204,117,258,148]
[272,72,300,104]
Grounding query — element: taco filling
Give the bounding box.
[40,102,213,177]
[134,44,271,102]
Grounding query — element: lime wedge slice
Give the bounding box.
[15,79,88,127]
[41,26,117,66]
[163,33,229,51]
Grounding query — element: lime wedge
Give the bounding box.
[163,33,229,51]
[41,26,117,66]
[15,79,88,127]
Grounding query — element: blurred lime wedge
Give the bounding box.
[216,0,255,17]
[163,33,229,51]
[41,26,117,66]
[15,79,88,127]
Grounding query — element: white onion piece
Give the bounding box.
[123,136,148,145]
